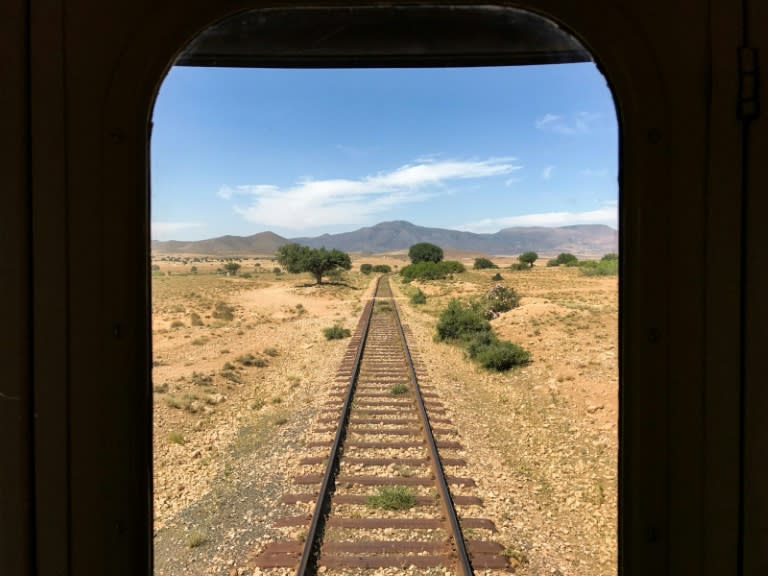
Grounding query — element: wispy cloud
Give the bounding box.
[541,165,555,180]
[459,201,618,232]
[220,158,521,230]
[152,221,205,240]
[535,112,601,135]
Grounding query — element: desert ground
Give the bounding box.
[151,253,617,576]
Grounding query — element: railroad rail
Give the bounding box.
[252,276,508,574]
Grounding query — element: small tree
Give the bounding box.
[360,263,373,275]
[408,242,444,264]
[372,264,392,273]
[473,257,498,270]
[223,261,241,275]
[190,265,198,274]
[276,243,352,284]
[518,251,538,268]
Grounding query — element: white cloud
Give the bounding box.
[535,112,601,135]
[459,201,618,232]
[541,165,555,180]
[223,158,521,230]
[152,221,205,240]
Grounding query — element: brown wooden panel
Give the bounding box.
[0,0,30,575]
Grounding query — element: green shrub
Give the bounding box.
[360,263,373,274]
[509,262,530,271]
[170,320,185,329]
[323,325,351,340]
[367,486,416,510]
[581,258,618,276]
[491,272,503,281]
[482,284,520,318]
[548,252,579,267]
[400,260,466,282]
[410,288,427,305]
[471,339,530,371]
[390,383,409,395]
[372,264,392,273]
[601,253,619,261]
[435,299,491,342]
[473,257,498,270]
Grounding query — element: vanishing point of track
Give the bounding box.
[252,276,508,574]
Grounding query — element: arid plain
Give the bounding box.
[151,253,617,576]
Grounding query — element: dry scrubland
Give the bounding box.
[151,254,617,576]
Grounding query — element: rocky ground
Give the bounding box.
[151,257,617,575]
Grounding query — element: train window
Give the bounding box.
[150,6,618,575]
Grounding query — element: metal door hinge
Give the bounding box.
[739,47,759,120]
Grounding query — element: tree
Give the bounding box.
[276,243,352,284]
[223,261,241,275]
[473,257,498,270]
[518,251,538,267]
[547,252,578,267]
[408,242,444,264]
[360,263,373,275]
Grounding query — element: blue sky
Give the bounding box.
[151,64,617,241]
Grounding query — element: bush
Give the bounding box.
[601,253,619,261]
[170,320,185,329]
[372,264,392,273]
[189,312,204,326]
[273,267,282,274]
[360,263,373,274]
[482,284,520,318]
[435,299,491,342]
[581,258,618,276]
[509,262,530,271]
[473,257,498,270]
[400,260,466,282]
[237,353,268,367]
[547,252,579,267]
[212,301,235,321]
[472,339,530,371]
[491,272,503,281]
[408,242,444,264]
[410,288,427,305]
[323,325,351,340]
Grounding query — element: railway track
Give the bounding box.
[252,277,508,574]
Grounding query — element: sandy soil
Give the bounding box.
[151,257,617,576]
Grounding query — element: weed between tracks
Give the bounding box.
[366,486,417,510]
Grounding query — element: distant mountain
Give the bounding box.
[151,221,617,257]
[291,220,617,256]
[151,231,289,255]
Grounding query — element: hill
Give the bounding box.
[151,221,617,257]
[151,231,289,256]
[291,221,617,257]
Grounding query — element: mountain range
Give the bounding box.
[151,220,618,257]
